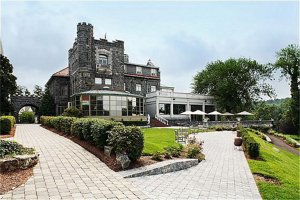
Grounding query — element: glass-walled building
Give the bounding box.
[72,90,144,117]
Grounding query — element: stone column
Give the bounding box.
[156,96,159,117]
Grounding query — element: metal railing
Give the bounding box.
[155,114,169,125]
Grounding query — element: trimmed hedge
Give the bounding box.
[41,116,145,162]
[239,126,260,158]
[19,111,35,123]
[91,120,123,147]
[0,116,16,134]
[107,125,144,161]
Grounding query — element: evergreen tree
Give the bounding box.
[0,54,17,115]
[40,87,55,116]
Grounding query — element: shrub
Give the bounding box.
[107,126,144,161]
[19,111,35,123]
[186,144,201,158]
[243,136,260,158]
[164,146,183,157]
[91,120,123,147]
[72,118,89,139]
[40,116,55,127]
[50,116,64,131]
[0,118,12,134]
[60,117,76,134]
[152,151,163,161]
[0,140,35,158]
[121,120,148,126]
[62,107,83,118]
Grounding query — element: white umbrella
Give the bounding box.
[207,111,222,115]
[181,111,194,122]
[192,110,207,115]
[237,111,253,116]
[181,111,194,115]
[221,112,234,116]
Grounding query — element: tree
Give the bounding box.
[24,88,31,96]
[33,85,44,97]
[274,44,300,134]
[0,55,17,115]
[192,58,274,113]
[40,86,55,116]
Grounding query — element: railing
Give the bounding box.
[208,120,273,127]
[155,114,169,125]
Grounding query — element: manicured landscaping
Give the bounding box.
[142,128,179,155]
[246,130,300,200]
[285,134,300,142]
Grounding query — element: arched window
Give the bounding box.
[99,55,108,65]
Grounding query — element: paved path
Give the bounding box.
[267,134,300,156]
[0,124,148,200]
[129,131,261,200]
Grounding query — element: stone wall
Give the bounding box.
[0,153,39,173]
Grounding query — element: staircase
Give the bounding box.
[150,118,169,127]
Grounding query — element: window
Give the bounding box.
[151,86,156,92]
[105,78,111,85]
[159,104,170,115]
[124,83,126,91]
[136,66,142,74]
[95,78,102,84]
[151,68,157,76]
[124,65,127,73]
[136,84,141,92]
[173,104,186,115]
[99,55,108,65]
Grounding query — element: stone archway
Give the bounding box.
[11,95,41,123]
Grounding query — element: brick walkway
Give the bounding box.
[129,131,262,200]
[0,124,148,200]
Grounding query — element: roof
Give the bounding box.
[125,62,159,69]
[72,90,144,98]
[53,67,69,77]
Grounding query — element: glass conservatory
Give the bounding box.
[72,90,144,117]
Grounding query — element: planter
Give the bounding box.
[234,137,243,147]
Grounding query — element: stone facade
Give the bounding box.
[11,95,41,122]
[46,68,70,115]
[68,22,160,97]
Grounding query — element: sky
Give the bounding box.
[1,0,299,99]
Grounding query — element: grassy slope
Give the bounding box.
[142,128,179,155]
[285,134,300,142]
[247,131,300,199]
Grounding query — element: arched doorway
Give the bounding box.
[11,95,41,123]
[17,104,39,123]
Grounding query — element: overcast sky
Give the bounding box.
[1,1,299,99]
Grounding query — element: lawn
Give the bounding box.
[142,128,179,155]
[285,134,300,142]
[247,130,300,199]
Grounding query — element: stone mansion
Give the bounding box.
[47,22,215,120]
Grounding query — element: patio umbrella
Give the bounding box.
[180,111,194,122]
[192,110,207,115]
[236,111,253,115]
[207,111,222,121]
[207,111,222,115]
[221,112,234,116]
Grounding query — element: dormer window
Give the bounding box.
[151,68,157,76]
[136,66,142,74]
[99,55,108,65]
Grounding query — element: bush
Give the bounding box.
[49,116,64,131]
[186,144,201,158]
[243,136,260,158]
[152,151,163,161]
[19,111,35,123]
[60,117,76,134]
[91,120,123,147]
[62,107,83,118]
[107,126,144,161]
[0,118,12,134]
[40,116,55,127]
[121,120,148,126]
[0,140,35,158]
[164,146,183,157]
[71,118,89,139]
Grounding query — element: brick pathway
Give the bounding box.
[0,124,148,200]
[129,131,262,200]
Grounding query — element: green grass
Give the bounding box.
[247,131,300,199]
[285,134,300,142]
[142,128,179,155]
